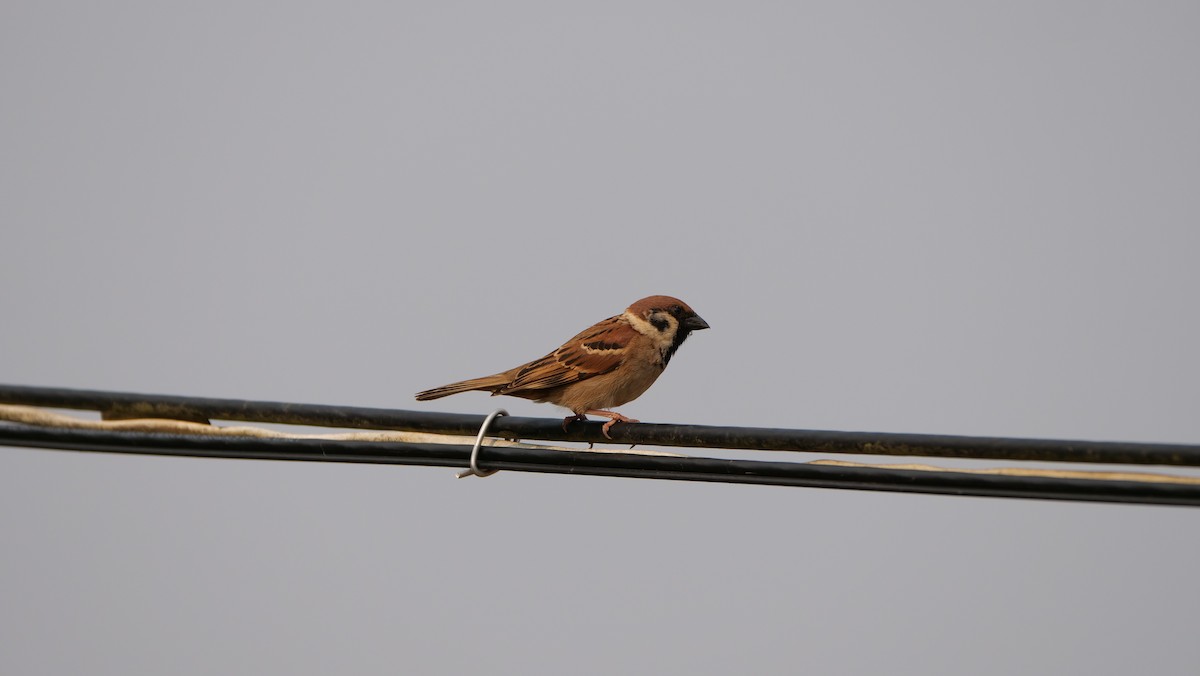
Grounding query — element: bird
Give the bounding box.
[415,295,710,438]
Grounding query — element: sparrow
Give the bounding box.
[415,295,710,438]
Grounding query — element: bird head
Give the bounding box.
[624,295,709,365]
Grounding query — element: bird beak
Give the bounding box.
[685,315,710,331]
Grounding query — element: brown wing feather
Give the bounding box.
[501,316,635,393]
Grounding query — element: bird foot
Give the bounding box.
[584,410,640,440]
[562,413,588,433]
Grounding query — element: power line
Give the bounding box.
[2,384,1199,506]
[3,421,1198,506]
[2,383,1197,466]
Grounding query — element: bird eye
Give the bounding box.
[670,305,682,316]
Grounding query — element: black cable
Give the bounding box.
[2,423,1198,506]
[2,383,1199,466]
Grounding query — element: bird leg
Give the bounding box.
[584,410,640,439]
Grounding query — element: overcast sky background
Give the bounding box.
[3,2,1199,674]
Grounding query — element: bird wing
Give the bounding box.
[502,315,635,392]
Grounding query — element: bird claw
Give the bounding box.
[567,411,638,440]
[597,413,640,440]
[601,419,618,439]
[562,414,587,433]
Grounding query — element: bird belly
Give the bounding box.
[543,361,663,413]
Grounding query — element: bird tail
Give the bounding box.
[414,374,511,401]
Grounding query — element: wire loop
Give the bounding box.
[456,409,508,479]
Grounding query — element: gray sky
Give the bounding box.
[3,2,1199,674]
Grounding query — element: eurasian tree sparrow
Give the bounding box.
[415,295,709,438]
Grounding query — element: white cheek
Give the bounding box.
[625,311,677,350]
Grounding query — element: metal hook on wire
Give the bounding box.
[456,409,508,479]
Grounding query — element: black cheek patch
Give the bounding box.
[649,315,670,332]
